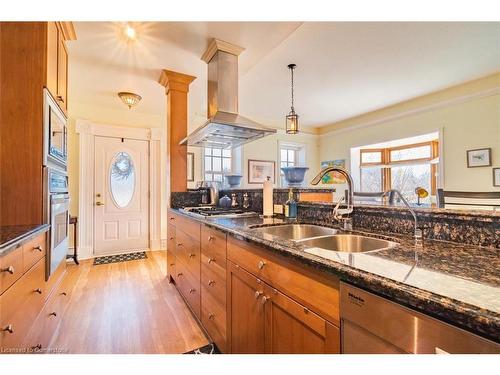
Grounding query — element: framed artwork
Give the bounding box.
[320,159,346,184]
[467,148,491,168]
[493,168,500,187]
[187,152,194,181]
[248,159,275,184]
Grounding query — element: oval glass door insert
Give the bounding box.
[110,152,135,208]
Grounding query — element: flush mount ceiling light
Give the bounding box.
[285,63,299,134]
[124,24,136,41]
[118,92,142,109]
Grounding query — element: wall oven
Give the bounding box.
[43,88,68,170]
[44,167,70,279]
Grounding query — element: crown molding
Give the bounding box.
[201,38,245,63]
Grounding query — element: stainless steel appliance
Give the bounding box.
[180,206,258,219]
[45,167,70,279]
[43,88,68,170]
[340,282,499,354]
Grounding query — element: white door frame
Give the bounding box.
[76,119,164,259]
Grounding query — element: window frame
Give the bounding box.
[202,146,232,182]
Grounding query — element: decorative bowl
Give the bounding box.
[224,174,243,188]
[281,167,309,186]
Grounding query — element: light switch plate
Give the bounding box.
[274,204,284,214]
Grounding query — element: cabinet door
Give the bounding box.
[263,284,340,354]
[227,261,265,353]
[46,22,58,98]
[167,224,176,281]
[56,26,68,112]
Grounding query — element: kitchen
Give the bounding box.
[1,1,499,371]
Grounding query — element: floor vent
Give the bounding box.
[93,251,147,266]
[184,343,220,354]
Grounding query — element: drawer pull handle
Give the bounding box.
[61,292,67,296]
[188,253,195,258]
[189,288,196,294]
[254,291,263,299]
[257,260,266,270]
[34,288,43,294]
[261,296,270,305]
[2,324,14,334]
[50,312,57,317]
[208,280,215,286]
[1,266,15,274]
[169,263,175,267]
[31,344,42,351]
[177,243,183,247]
[208,313,215,320]
[169,237,174,240]
[303,307,309,314]
[208,236,214,242]
[177,273,183,277]
[208,258,215,264]
[56,95,65,103]
[169,217,175,221]
[34,245,43,252]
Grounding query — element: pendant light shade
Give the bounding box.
[285,63,299,134]
[118,91,142,109]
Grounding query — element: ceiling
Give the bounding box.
[68,22,500,131]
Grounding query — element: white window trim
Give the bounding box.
[277,141,307,187]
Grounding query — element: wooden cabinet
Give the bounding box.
[56,26,68,112]
[167,224,176,280]
[0,245,24,294]
[46,22,59,98]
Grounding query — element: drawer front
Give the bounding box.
[168,212,200,240]
[23,233,46,272]
[0,258,46,351]
[227,236,340,325]
[201,254,226,307]
[175,230,200,278]
[167,224,176,279]
[201,225,227,269]
[0,245,24,294]
[176,261,201,318]
[201,285,227,352]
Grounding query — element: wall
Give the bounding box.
[318,75,500,194]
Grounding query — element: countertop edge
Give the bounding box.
[0,224,50,256]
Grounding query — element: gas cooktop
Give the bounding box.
[180,206,259,219]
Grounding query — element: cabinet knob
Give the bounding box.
[208,313,215,320]
[177,243,183,247]
[2,324,14,334]
[34,288,43,294]
[1,266,14,274]
[169,237,174,240]
[188,253,195,258]
[189,288,196,294]
[208,236,214,242]
[257,260,266,270]
[34,245,43,252]
[177,273,183,277]
[208,280,215,286]
[254,291,263,299]
[169,217,175,221]
[56,95,65,103]
[208,258,215,264]
[49,312,57,317]
[169,263,175,267]
[61,292,67,296]
[261,296,270,305]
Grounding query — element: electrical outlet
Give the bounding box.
[274,204,284,214]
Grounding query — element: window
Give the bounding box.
[280,147,298,169]
[359,141,438,205]
[203,147,231,182]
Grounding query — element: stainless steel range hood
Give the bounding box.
[180,39,276,149]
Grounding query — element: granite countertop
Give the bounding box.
[170,208,500,342]
[0,224,50,256]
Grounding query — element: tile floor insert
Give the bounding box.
[93,251,147,265]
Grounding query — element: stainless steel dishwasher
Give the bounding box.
[340,282,499,354]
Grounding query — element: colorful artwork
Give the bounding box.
[319,159,346,184]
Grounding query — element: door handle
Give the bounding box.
[95,202,104,206]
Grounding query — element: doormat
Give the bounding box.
[184,343,220,354]
[93,251,147,266]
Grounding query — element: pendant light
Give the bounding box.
[285,63,299,134]
[118,92,142,109]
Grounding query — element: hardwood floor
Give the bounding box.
[50,251,209,354]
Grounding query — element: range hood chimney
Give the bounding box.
[180,39,276,149]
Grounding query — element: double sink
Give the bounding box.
[251,224,398,254]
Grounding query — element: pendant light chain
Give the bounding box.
[290,65,295,112]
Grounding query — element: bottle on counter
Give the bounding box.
[284,189,297,218]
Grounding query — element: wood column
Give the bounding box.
[158,70,196,195]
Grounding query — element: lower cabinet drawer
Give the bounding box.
[0,245,24,294]
[201,286,227,353]
[201,258,226,307]
[176,262,201,319]
[23,233,46,273]
[0,258,46,352]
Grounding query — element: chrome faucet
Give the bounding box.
[383,189,423,246]
[311,166,354,230]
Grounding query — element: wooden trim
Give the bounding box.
[158,70,196,93]
[56,22,77,41]
[201,38,245,63]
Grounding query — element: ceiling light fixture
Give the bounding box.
[118,92,142,109]
[125,24,136,40]
[285,63,299,134]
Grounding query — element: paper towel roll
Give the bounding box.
[263,176,273,217]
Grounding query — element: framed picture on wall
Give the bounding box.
[467,148,491,168]
[187,152,194,181]
[494,168,500,187]
[320,159,346,184]
[248,159,275,184]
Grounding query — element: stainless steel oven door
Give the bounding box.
[43,88,68,170]
[48,193,70,278]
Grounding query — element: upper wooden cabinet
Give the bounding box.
[46,22,75,114]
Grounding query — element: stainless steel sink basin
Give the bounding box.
[298,234,398,253]
[251,224,337,241]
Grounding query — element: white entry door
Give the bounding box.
[94,136,149,255]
